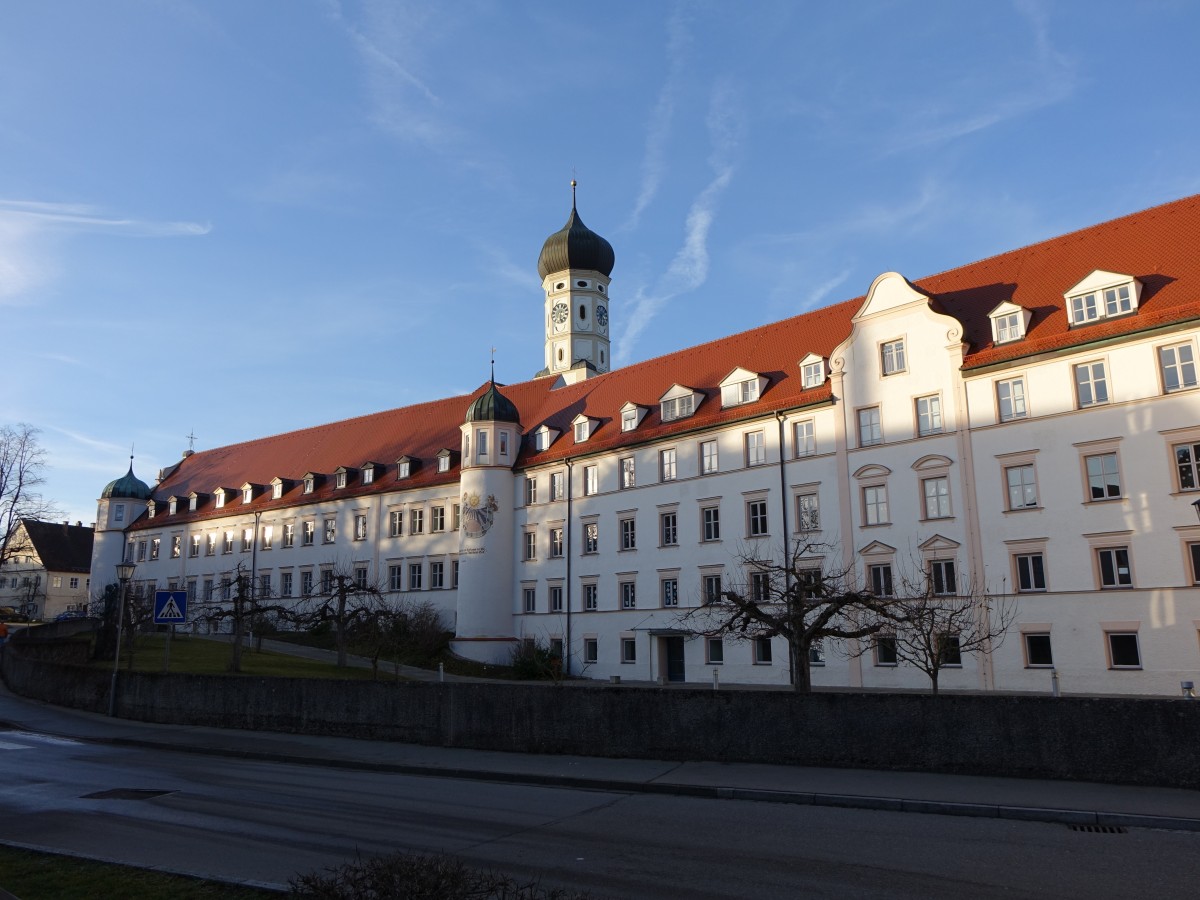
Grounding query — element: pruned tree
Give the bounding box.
[345,596,445,681]
[681,540,899,693]
[120,585,156,671]
[194,564,295,672]
[89,582,121,661]
[0,424,59,569]
[294,562,386,668]
[882,572,1018,695]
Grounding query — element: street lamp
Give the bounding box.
[108,561,136,717]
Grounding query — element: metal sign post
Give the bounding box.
[153,590,187,674]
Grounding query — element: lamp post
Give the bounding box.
[108,561,136,717]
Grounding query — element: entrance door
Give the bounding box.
[664,636,686,682]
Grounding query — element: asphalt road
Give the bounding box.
[1,725,1198,899]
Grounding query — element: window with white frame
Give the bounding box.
[523,587,536,613]
[929,559,957,595]
[660,448,677,482]
[476,431,488,460]
[583,638,598,663]
[1069,283,1137,325]
[621,408,638,431]
[335,471,347,489]
[801,360,825,389]
[1187,542,1200,584]
[574,420,589,443]
[1005,464,1038,510]
[1074,361,1109,407]
[869,564,894,597]
[243,485,255,503]
[1107,631,1141,668]
[550,585,563,612]
[437,454,450,473]
[857,407,882,446]
[702,506,720,541]
[190,535,200,558]
[706,637,724,663]
[303,520,315,545]
[1097,547,1132,588]
[1014,553,1047,592]
[809,640,826,666]
[923,477,952,519]
[701,440,718,474]
[550,472,564,501]
[621,637,637,663]
[938,633,962,666]
[523,531,537,560]
[583,522,599,553]
[272,481,283,499]
[754,636,773,664]
[397,459,411,478]
[796,493,819,531]
[880,339,906,375]
[737,379,759,404]
[1085,452,1121,501]
[410,509,424,534]
[584,465,598,495]
[916,395,942,436]
[745,430,766,467]
[863,485,889,525]
[430,561,444,589]
[300,571,313,596]
[389,566,403,592]
[321,569,334,594]
[583,583,598,611]
[660,512,678,546]
[430,506,445,532]
[499,432,508,457]
[994,312,1023,343]
[389,510,404,537]
[703,574,722,605]
[324,518,336,543]
[996,377,1027,421]
[353,566,368,589]
[750,570,770,603]
[550,527,563,557]
[409,563,422,591]
[169,536,180,558]
[620,457,635,489]
[747,499,768,537]
[1023,632,1053,667]
[1159,342,1198,393]
[362,466,374,485]
[261,527,273,550]
[354,514,368,540]
[525,477,537,505]
[793,420,815,457]
[206,533,216,556]
[620,517,636,550]
[661,578,678,607]
[620,581,637,609]
[215,491,226,509]
[452,560,459,587]
[661,394,696,422]
[303,476,314,494]
[280,572,293,598]
[1175,440,1200,491]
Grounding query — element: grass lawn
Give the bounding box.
[270,630,521,679]
[99,632,387,680]
[0,845,280,899]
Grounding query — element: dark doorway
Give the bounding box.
[664,636,685,682]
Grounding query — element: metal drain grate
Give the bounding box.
[82,788,175,801]
[1069,824,1127,834]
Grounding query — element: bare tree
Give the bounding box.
[294,562,385,668]
[194,564,294,672]
[882,572,1018,695]
[0,424,59,569]
[682,540,899,693]
[346,596,445,681]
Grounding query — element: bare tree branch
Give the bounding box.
[0,424,60,569]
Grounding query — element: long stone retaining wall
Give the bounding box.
[3,645,1198,789]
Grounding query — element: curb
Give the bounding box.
[93,735,1200,833]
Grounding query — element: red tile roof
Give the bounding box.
[130,194,1200,531]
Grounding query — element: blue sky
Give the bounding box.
[3,0,1199,526]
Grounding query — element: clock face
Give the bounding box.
[551,302,570,328]
[596,305,608,330]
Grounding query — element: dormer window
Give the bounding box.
[719,368,766,408]
[242,484,254,504]
[271,478,285,500]
[361,464,375,485]
[1064,271,1141,327]
[531,426,558,452]
[799,354,826,389]
[303,476,315,494]
[188,493,200,512]
[335,468,348,489]
[396,457,412,479]
[168,497,178,516]
[988,301,1031,345]
[659,384,700,422]
[147,500,156,518]
[572,415,596,443]
[620,402,648,432]
[214,489,227,509]
[437,449,453,473]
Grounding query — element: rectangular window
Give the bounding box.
[1015,553,1047,592]
[1098,547,1132,588]
[1175,441,1200,491]
[869,563,894,597]
[1024,633,1053,667]
[321,570,334,594]
[660,448,677,482]
[1085,452,1121,501]
[997,378,1028,421]
[620,457,636,489]
[621,581,636,609]
[995,312,1022,343]
[703,574,722,605]
[754,636,773,664]
[938,634,962,666]
[353,514,368,540]
[747,500,768,537]
[809,641,826,666]
[916,395,942,436]
[550,527,563,557]
[863,485,889,525]
[324,518,336,543]
[707,637,724,664]
[857,407,882,446]
[700,440,718,474]
[203,578,214,601]
[261,526,273,550]
[584,638,598,663]
[1189,542,1200,584]
[280,571,293,598]
[661,578,678,607]
[745,430,766,466]
[702,506,721,541]
[660,512,678,546]
[802,361,824,388]
[409,563,423,591]
[410,509,424,535]
[524,587,536,613]
[150,538,160,560]
[524,531,537,560]
[430,562,444,589]
[388,565,403,592]
[796,493,819,532]
[620,517,636,550]
[259,573,272,596]
[750,571,770,603]
[525,477,538,505]
[452,560,459,588]
[1159,342,1198,393]
[1107,632,1141,669]
[881,339,906,375]
[574,421,588,443]
[622,408,638,431]
[546,585,561,611]
[241,528,253,552]
[301,571,313,597]
[1005,464,1038,510]
[929,559,957,596]
[70,577,81,590]
[452,504,461,531]
[170,536,180,558]
[923,476,952,519]
[583,583,598,610]
[499,432,508,457]
[390,510,404,537]
[427,507,443,532]
[621,637,637,663]
[793,420,815,457]
[222,533,232,554]
[577,521,598,554]
[477,431,488,458]
[874,635,897,666]
[189,535,200,558]
[206,533,216,556]
[1074,361,1109,407]
[550,472,564,501]
[661,395,694,421]
[1070,292,1099,324]
[362,467,374,485]
[283,523,295,548]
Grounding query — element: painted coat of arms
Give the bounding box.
[461,491,499,539]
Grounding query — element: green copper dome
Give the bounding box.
[465,381,521,424]
[537,196,615,280]
[102,462,152,500]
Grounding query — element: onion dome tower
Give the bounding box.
[537,181,615,378]
[92,457,152,589]
[454,375,521,663]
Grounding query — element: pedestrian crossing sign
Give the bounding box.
[153,590,188,624]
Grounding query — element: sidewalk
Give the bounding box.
[2,681,1198,833]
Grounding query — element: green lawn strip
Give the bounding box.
[0,844,280,899]
[269,631,520,679]
[98,634,389,680]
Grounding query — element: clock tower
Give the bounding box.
[536,181,615,377]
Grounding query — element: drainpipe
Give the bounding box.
[774,411,793,686]
[565,461,573,676]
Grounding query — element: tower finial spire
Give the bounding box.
[571,177,577,210]
[490,346,496,383]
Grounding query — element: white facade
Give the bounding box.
[94,196,1200,695]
